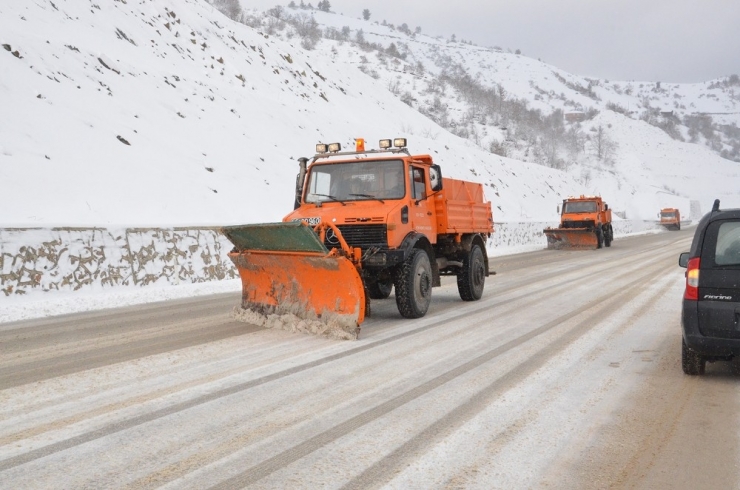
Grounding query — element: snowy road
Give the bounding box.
[1,228,738,489]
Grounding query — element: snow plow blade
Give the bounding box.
[543,228,598,250]
[221,222,365,339]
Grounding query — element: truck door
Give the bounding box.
[409,166,436,241]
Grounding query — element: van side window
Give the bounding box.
[410,166,426,200]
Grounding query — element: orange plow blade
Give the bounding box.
[543,228,599,250]
[222,222,365,339]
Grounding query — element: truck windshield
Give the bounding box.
[304,159,405,203]
[563,201,597,213]
[661,212,676,218]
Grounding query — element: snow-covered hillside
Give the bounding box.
[0,0,738,230]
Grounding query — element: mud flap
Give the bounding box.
[543,228,599,250]
[222,222,365,337]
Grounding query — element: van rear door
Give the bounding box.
[697,220,740,339]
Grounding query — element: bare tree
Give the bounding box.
[593,125,617,163]
[362,9,370,20]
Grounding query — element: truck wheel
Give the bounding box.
[457,244,486,301]
[595,228,603,249]
[367,279,393,299]
[604,227,612,247]
[682,339,706,375]
[394,249,432,318]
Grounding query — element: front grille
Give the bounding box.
[325,224,387,249]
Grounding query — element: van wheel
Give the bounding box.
[682,339,706,375]
[394,249,432,318]
[457,244,486,301]
[367,279,393,299]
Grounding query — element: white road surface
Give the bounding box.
[1,228,738,489]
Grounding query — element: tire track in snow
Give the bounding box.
[207,260,676,489]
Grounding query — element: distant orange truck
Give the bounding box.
[659,208,681,230]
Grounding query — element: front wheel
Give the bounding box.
[394,249,432,318]
[457,244,486,301]
[604,225,612,247]
[595,228,603,249]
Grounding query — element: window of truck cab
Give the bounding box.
[304,159,405,202]
[409,166,427,200]
[563,201,597,213]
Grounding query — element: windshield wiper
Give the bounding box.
[348,193,385,203]
[311,194,346,205]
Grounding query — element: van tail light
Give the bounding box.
[684,257,700,300]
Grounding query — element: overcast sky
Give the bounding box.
[249,0,740,83]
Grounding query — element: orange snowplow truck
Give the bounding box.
[222,138,494,335]
[543,195,613,250]
[659,207,681,230]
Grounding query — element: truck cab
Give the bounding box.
[660,208,681,230]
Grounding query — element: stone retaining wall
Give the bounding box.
[1,220,661,298]
[0,227,237,297]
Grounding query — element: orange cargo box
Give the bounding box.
[434,178,494,234]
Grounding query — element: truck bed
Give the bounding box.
[434,178,493,234]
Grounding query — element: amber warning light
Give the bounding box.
[355,138,365,152]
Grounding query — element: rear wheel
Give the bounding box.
[682,339,706,375]
[394,249,432,318]
[367,278,393,299]
[457,244,486,301]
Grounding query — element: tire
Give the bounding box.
[682,339,706,375]
[394,249,432,318]
[595,228,603,249]
[367,278,393,299]
[604,226,612,247]
[457,244,486,301]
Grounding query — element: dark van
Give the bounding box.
[679,199,740,375]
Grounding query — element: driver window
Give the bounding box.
[410,167,426,200]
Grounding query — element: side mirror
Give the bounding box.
[430,164,443,192]
[604,203,609,211]
[678,252,689,268]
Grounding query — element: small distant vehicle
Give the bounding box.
[543,195,613,250]
[678,199,740,375]
[659,207,681,230]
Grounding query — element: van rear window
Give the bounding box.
[715,222,740,266]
